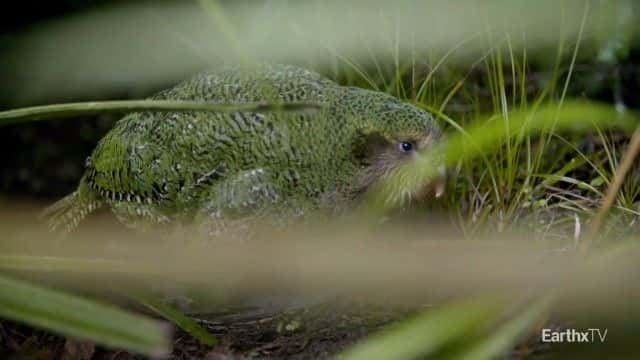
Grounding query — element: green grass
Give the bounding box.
[340,26,640,247]
[0,274,170,356]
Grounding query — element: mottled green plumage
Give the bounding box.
[44,65,442,233]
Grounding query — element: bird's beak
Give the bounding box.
[433,165,446,198]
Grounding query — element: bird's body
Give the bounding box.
[45,65,443,233]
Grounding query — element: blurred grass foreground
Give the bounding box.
[1,0,640,359]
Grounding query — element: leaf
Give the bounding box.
[134,295,218,346]
[590,176,605,187]
[0,255,217,347]
[0,274,170,356]
[340,298,503,360]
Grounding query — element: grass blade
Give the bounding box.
[0,255,217,346]
[135,295,217,346]
[0,274,170,356]
[583,126,640,251]
[0,255,133,273]
[341,298,503,360]
[0,100,322,127]
[456,298,551,360]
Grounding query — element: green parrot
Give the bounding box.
[43,64,445,234]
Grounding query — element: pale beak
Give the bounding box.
[434,165,446,198]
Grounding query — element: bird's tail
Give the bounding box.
[41,181,102,234]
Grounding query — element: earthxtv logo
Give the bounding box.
[541,328,608,343]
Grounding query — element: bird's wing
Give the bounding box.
[86,65,331,210]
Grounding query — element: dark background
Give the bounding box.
[1,0,163,199]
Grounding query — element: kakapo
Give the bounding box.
[44,64,445,233]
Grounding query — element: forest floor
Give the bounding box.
[1,300,555,359]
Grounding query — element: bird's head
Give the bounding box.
[345,88,446,206]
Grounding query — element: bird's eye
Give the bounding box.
[399,141,413,153]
